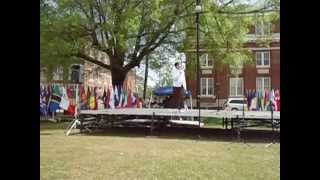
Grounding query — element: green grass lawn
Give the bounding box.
[40,122,279,180]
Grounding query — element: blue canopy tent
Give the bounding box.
[153,86,192,97]
[149,86,193,110]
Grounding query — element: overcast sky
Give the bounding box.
[135,52,186,88]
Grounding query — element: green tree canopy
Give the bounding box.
[40,0,279,85]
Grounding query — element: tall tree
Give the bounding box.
[41,0,279,86]
[41,0,195,86]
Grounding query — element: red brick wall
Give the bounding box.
[187,48,280,101]
[271,50,280,89]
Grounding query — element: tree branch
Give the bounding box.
[221,0,234,8]
[217,6,279,15]
[74,52,111,70]
[124,0,185,72]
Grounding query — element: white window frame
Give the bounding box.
[229,64,243,75]
[200,53,213,69]
[256,77,271,91]
[52,66,63,81]
[200,77,214,96]
[256,51,270,68]
[40,67,47,82]
[229,77,244,97]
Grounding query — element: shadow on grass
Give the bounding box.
[40,133,52,135]
[40,121,69,131]
[85,126,280,144]
[40,121,280,144]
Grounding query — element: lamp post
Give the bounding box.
[195,1,201,127]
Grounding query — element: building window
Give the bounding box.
[40,68,47,82]
[229,77,243,96]
[200,78,214,96]
[200,54,213,68]
[52,66,63,81]
[255,21,271,36]
[256,51,270,67]
[256,77,271,91]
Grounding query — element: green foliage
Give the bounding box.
[182,0,279,78]
[40,0,279,85]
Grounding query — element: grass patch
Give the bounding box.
[41,122,279,180]
[203,117,223,128]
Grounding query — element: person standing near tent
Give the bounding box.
[170,62,187,110]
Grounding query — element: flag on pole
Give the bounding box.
[87,86,91,106]
[126,89,133,108]
[59,86,70,111]
[106,87,111,108]
[275,89,280,111]
[261,89,265,111]
[117,87,123,108]
[264,89,269,111]
[48,85,62,113]
[89,87,96,110]
[40,86,48,116]
[102,87,107,109]
[123,90,128,107]
[269,89,275,111]
[114,85,119,107]
[109,86,115,109]
[80,86,88,110]
[271,89,275,110]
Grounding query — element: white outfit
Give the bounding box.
[172,66,187,90]
[59,87,70,110]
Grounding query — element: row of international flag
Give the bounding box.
[40,84,142,117]
[245,89,280,111]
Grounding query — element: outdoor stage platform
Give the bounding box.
[78,108,280,119]
[65,108,280,137]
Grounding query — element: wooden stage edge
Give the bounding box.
[79,108,280,120]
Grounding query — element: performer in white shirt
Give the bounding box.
[170,62,187,110]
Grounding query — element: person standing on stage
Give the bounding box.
[171,62,187,110]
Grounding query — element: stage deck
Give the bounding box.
[79,108,280,120]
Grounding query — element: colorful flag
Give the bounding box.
[89,87,96,110]
[123,90,128,107]
[87,86,91,105]
[275,89,280,111]
[117,87,123,108]
[109,86,115,109]
[40,86,48,116]
[80,86,88,110]
[48,85,62,113]
[256,90,260,111]
[59,86,70,110]
[126,89,133,108]
[106,87,111,109]
[269,89,275,111]
[102,88,107,109]
[261,89,265,111]
[264,89,269,111]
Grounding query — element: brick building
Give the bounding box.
[40,48,137,91]
[185,16,280,108]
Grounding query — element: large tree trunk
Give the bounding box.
[111,68,127,88]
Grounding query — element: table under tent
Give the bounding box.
[66,86,280,139]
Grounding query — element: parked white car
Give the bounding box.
[223,97,248,111]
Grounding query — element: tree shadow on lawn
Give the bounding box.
[40,121,69,131]
[40,121,280,144]
[84,126,280,144]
